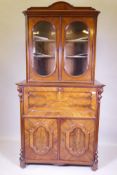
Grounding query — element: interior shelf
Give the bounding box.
[33,35,55,42]
[66,53,88,58]
[66,36,88,43]
[33,53,54,58]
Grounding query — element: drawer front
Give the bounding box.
[60,119,95,163]
[24,118,58,160]
[24,87,97,118]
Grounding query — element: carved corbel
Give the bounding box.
[97,87,103,103]
[17,86,23,102]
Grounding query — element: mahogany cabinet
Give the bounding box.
[17,1,104,170]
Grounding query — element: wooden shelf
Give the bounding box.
[66,36,88,43]
[33,53,54,58]
[66,40,88,43]
[33,35,55,42]
[66,53,88,58]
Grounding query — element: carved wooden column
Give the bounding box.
[17,86,26,168]
[91,87,104,171]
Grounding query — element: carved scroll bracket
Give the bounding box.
[97,87,103,103]
[17,86,23,102]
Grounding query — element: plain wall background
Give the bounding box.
[0,0,117,145]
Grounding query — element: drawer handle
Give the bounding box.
[57,87,64,92]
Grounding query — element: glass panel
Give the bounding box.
[64,21,89,76]
[32,21,56,76]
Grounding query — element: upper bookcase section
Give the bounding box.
[24,1,100,83]
[23,1,100,17]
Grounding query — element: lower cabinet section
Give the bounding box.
[17,84,104,170]
[24,117,95,164]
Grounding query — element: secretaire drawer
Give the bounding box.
[24,87,97,118]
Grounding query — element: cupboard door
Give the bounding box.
[24,118,58,160]
[61,17,96,83]
[60,119,95,164]
[28,17,60,82]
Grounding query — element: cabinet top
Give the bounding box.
[23,1,100,16]
[16,80,105,88]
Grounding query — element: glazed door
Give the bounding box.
[61,17,96,82]
[28,17,60,82]
[60,119,95,164]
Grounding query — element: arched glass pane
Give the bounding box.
[64,21,89,76]
[32,21,56,76]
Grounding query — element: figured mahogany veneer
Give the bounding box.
[17,1,104,171]
[17,82,104,170]
[23,87,97,118]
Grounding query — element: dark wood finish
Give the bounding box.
[17,1,104,171]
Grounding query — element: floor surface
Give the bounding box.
[0,140,117,175]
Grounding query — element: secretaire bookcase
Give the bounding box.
[17,1,104,170]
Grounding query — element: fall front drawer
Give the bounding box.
[23,87,97,118]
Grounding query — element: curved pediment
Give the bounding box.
[24,1,99,16]
[48,1,74,10]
